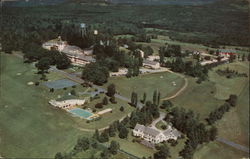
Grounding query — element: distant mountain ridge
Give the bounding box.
[3,0,220,7]
[70,0,220,5]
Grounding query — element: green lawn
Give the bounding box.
[0,54,135,158]
[214,62,249,147]
[171,77,224,120]
[194,142,249,159]
[103,72,185,102]
[110,131,156,158]
[172,61,249,158]
[0,54,89,157]
[155,120,167,130]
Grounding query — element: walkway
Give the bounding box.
[216,137,249,154]
[149,112,166,130]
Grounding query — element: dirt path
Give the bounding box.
[162,71,188,101]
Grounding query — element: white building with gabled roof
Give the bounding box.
[133,123,181,144]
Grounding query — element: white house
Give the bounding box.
[143,59,160,70]
[133,124,181,144]
[49,99,85,109]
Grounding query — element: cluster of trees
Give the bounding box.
[153,144,170,159]
[165,59,208,83]
[216,68,248,78]
[159,45,184,58]
[168,107,217,159]
[207,95,238,125]
[82,62,109,85]
[54,136,120,159]
[129,101,160,128]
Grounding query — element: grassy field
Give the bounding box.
[194,141,249,159]
[110,131,156,158]
[171,61,249,158]
[103,71,185,102]
[0,54,89,157]
[171,77,224,120]
[213,62,249,147]
[0,54,136,158]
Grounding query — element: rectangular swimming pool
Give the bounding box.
[68,108,93,120]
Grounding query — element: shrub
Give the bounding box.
[120,106,124,112]
[95,103,103,109]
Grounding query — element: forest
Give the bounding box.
[1,0,249,53]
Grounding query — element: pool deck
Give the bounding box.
[67,107,99,120]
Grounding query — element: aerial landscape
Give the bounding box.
[0,0,249,158]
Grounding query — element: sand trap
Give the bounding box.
[16,73,22,76]
[27,82,34,85]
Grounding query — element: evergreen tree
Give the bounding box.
[93,129,99,140]
[131,92,138,107]
[102,96,109,105]
[107,84,116,97]
[142,92,147,104]
[118,126,129,139]
[157,92,161,106]
[109,141,120,155]
[120,106,124,112]
[108,124,116,137]
[153,90,157,105]
[54,152,63,159]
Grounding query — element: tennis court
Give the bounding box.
[43,79,78,89]
[68,108,93,120]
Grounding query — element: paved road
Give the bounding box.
[149,112,166,130]
[216,137,249,154]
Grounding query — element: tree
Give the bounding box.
[109,141,120,155]
[70,90,76,96]
[131,92,138,107]
[35,57,51,73]
[102,96,108,105]
[141,92,147,104]
[160,100,173,111]
[54,152,63,159]
[99,131,109,143]
[95,103,103,109]
[120,106,124,112]
[100,149,110,159]
[226,94,237,107]
[208,126,218,141]
[54,52,71,69]
[108,124,116,137]
[82,62,109,85]
[154,144,170,159]
[118,126,129,139]
[93,129,99,140]
[153,90,157,105]
[110,96,117,104]
[157,92,161,106]
[74,137,90,152]
[107,84,116,97]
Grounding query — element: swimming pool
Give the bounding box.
[68,108,93,120]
